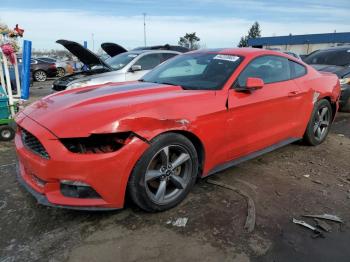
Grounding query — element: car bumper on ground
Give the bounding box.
[15,113,149,210]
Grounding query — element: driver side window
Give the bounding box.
[237,56,291,87]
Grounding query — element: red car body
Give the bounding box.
[15,48,340,210]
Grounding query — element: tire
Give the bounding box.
[0,125,15,141]
[34,70,47,82]
[128,133,199,212]
[303,99,332,146]
[56,67,65,77]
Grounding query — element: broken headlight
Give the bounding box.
[60,132,133,154]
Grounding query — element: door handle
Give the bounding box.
[288,91,300,97]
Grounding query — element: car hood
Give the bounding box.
[101,42,128,57]
[56,39,112,70]
[21,82,214,138]
[311,64,350,78]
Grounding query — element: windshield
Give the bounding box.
[304,49,350,66]
[105,52,139,70]
[141,53,242,90]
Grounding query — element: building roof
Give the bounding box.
[248,32,350,46]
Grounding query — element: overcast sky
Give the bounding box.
[1,0,349,51]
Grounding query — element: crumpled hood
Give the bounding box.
[311,64,350,78]
[21,82,212,138]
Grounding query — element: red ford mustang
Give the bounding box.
[15,48,340,211]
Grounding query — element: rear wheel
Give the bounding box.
[34,70,47,82]
[128,133,198,212]
[303,99,332,146]
[0,126,15,141]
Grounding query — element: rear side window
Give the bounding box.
[136,54,162,70]
[237,55,291,86]
[290,61,307,78]
[161,53,178,62]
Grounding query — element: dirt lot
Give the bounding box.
[1,81,350,262]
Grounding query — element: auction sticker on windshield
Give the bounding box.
[213,55,240,62]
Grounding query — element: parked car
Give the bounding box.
[30,59,57,82]
[283,51,302,60]
[304,46,350,111]
[15,48,340,212]
[52,40,184,91]
[35,57,69,77]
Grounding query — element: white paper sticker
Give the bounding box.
[213,54,240,62]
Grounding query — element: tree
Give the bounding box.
[238,21,261,47]
[178,32,200,50]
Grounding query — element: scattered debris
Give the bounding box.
[302,214,343,223]
[293,218,324,238]
[311,179,324,185]
[168,218,188,227]
[314,218,332,232]
[207,179,256,233]
[303,174,310,178]
[338,134,345,137]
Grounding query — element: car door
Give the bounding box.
[125,53,162,81]
[226,55,304,160]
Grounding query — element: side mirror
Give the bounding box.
[130,65,142,72]
[246,77,264,90]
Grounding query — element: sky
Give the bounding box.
[0,0,349,51]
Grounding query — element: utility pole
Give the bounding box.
[143,13,147,47]
[92,33,95,52]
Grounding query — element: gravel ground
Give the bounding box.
[1,80,350,262]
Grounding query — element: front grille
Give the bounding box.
[21,128,50,159]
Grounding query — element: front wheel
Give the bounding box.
[128,133,198,212]
[303,99,332,146]
[34,70,47,82]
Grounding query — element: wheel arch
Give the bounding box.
[321,96,337,121]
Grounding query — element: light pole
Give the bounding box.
[92,33,95,52]
[143,13,147,47]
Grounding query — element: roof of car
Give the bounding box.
[316,45,350,51]
[126,49,181,55]
[192,47,292,57]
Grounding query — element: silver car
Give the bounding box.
[52,40,182,91]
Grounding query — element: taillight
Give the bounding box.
[49,64,56,69]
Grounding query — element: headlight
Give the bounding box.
[66,81,91,90]
[60,132,133,154]
[340,78,350,85]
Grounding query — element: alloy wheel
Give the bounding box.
[34,71,47,82]
[144,145,192,205]
[313,106,331,141]
[57,68,65,77]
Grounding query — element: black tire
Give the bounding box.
[303,99,332,146]
[33,70,47,82]
[339,97,350,112]
[56,67,65,77]
[0,125,15,141]
[128,133,198,212]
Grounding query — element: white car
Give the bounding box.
[52,40,182,91]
